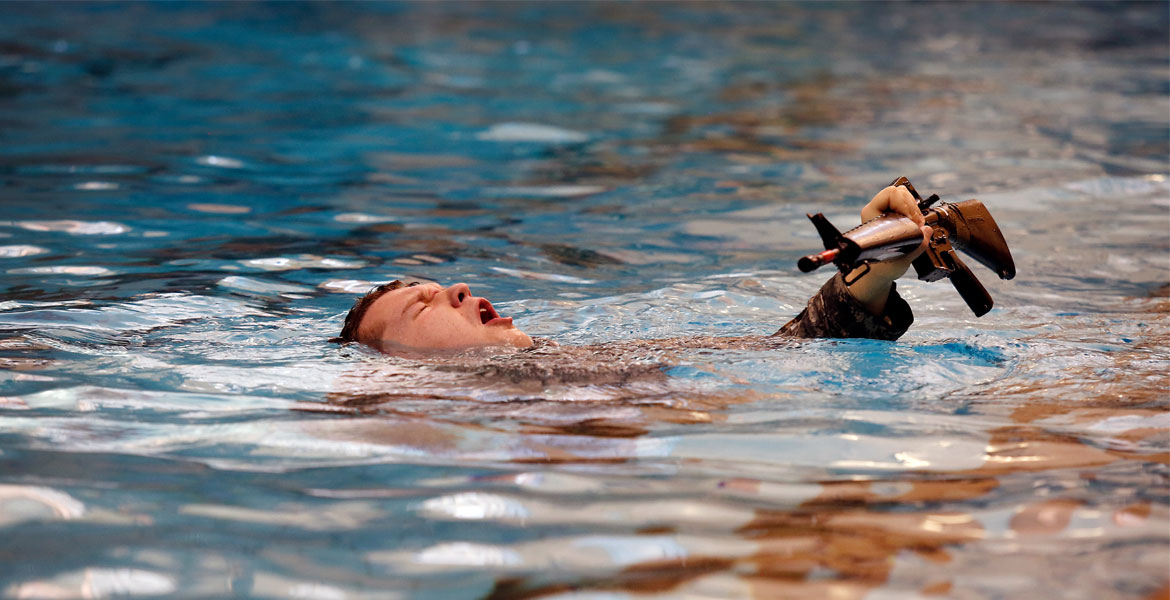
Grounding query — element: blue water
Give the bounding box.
[1,2,1168,598]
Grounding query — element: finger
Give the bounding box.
[915,224,932,256]
[861,186,898,222]
[891,187,925,226]
[862,185,925,226]
[910,193,925,226]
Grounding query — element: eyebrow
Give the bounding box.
[400,289,425,317]
[400,286,437,317]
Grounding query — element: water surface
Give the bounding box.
[1,3,1167,598]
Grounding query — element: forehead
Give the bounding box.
[362,283,434,328]
[371,283,427,312]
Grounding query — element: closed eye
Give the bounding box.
[403,289,433,318]
[415,288,440,313]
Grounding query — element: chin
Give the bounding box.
[502,329,533,348]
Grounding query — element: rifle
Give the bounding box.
[797,176,1016,317]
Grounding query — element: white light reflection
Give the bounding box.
[414,542,523,567]
[187,203,251,214]
[475,122,589,143]
[1086,412,1170,433]
[669,432,989,472]
[419,492,530,521]
[74,181,119,191]
[893,451,932,469]
[0,245,49,258]
[483,185,606,198]
[12,220,130,235]
[287,582,347,600]
[384,534,753,575]
[419,492,756,530]
[570,535,688,566]
[196,155,244,169]
[334,212,396,224]
[4,568,174,598]
[8,266,112,276]
[83,569,176,597]
[0,484,86,525]
[318,279,387,294]
[240,255,365,272]
[490,266,596,284]
[217,275,313,294]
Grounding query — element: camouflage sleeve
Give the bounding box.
[772,272,913,341]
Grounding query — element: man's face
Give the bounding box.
[354,282,533,351]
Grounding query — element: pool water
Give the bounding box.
[1,3,1167,598]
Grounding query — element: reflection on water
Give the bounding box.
[1,2,1167,598]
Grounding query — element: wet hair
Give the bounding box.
[333,280,420,343]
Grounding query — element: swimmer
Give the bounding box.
[336,185,933,351]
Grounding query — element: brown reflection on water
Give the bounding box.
[743,394,1163,597]
[970,323,1170,474]
[474,385,1167,598]
[0,355,52,371]
[978,420,1168,475]
[653,70,994,165]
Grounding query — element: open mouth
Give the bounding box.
[477,298,501,324]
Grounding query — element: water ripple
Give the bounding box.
[9,220,130,235]
[0,3,1166,598]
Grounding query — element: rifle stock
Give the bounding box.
[797,177,1016,316]
[929,199,1015,280]
[945,254,994,317]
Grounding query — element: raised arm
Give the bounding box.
[774,185,932,340]
[847,185,933,314]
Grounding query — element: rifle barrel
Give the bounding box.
[798,248,839,272]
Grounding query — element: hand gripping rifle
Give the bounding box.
[797,176,1016,317]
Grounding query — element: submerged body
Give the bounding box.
[336,185,930,356]
[442,272,912,388]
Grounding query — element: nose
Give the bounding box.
[445,283,471,307]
